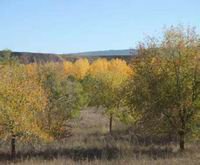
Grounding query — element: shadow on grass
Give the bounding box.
[102,129,178,146]
[0,130,181,162]
[0,147,119,162]
[0,145,177,162]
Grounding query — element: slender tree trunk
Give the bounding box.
[11,134,16,159]
[179,115,186,151]
[109,113,113,134]
[179,131,185,151]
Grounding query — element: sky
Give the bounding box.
[0,0,199,53]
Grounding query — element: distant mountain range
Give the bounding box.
[66,49,136,56]
[1,49,136,64]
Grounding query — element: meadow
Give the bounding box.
[0,108,199,164]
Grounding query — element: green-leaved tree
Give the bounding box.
[125,26,200,150]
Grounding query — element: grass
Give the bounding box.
[1,108,200,164]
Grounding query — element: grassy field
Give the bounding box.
[1,108,200,165]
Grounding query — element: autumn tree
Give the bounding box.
[0,65,48,158]
[37,63,87,138]
[84,58,132,133]
[63,61,74,76]
[125,26,200,150]
[73,58,90,79]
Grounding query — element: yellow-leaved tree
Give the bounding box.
[73,58,90,79]
[0,65,48,158]
[63,61,74,77]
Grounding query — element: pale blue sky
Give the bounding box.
[0,0,199,53]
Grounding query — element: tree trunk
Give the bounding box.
[109,113,113,134]
[179,131,185,151]
[11,134,16,159]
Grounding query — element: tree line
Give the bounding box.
[0,26,200,159]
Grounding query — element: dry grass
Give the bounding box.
[1,108,200,165]
[10,157,200,165]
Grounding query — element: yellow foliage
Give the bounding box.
[89,58,109,76]
[73,58,90,79]
[89,58,132,88]
[26,63,39,80]
[108,58,133,77]
[63,61,73,76]
[0,65,49,141]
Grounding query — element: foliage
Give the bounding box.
[0,49,18,65]
[83,58,132,132]
[36,63,87,138]
[63,61,74,76]
[0,65,48,140]
[125,26,200,150]
[73,58,90,79]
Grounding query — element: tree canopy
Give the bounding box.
[125,26,200,150]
